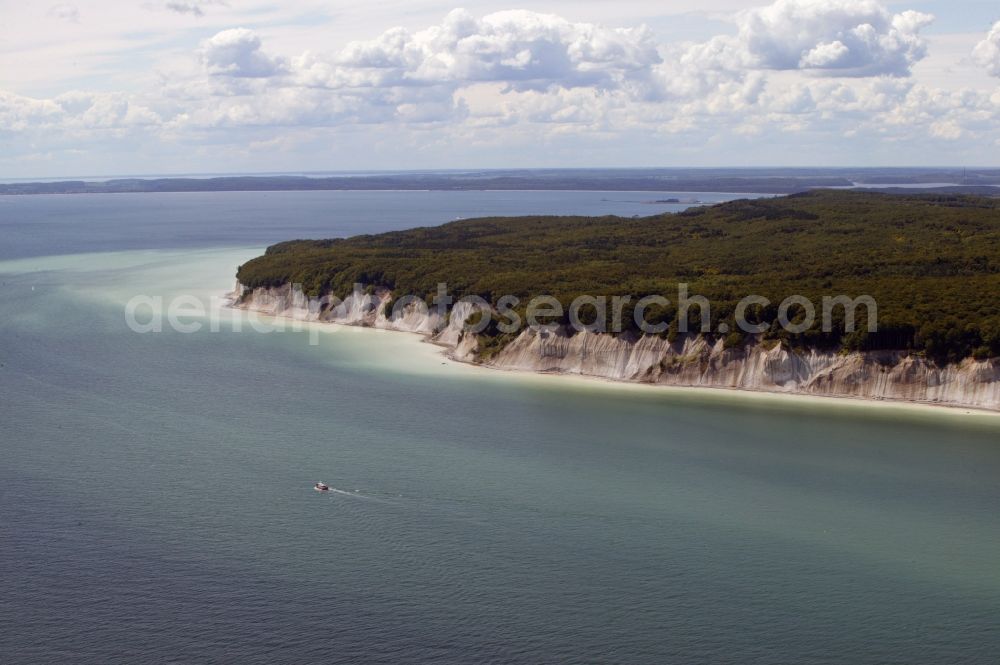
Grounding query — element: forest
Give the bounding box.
[236,190,1000,363]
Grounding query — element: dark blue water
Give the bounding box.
[1,191,998,664]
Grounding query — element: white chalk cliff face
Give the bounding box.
[232,283,1000,411]
[229,283,483,361]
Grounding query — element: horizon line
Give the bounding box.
[4,165,1000,185]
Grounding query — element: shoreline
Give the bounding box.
[227,297,1000,420]
[461,347,1000,417]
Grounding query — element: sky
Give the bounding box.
[1,0,999,178]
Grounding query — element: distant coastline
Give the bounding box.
[3,167,1000,196]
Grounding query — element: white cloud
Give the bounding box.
[0,91,63,132]
[930,119,962,139]
[0,89,160,135]
[329,9,661,91]
[199,28,286,78]
[973,21,1000,77]
[689,0,933,77]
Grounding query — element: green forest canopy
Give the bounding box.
[236,190,1000,362]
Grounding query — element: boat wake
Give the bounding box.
[316,484,381,501]
[312,482,407,506]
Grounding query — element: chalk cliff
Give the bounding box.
[230,283,481,362]
[232,283,1000,411]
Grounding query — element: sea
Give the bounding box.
[1,190,998,664]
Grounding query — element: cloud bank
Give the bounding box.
[2,0,999,174]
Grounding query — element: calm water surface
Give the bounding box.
[1,191,998,664]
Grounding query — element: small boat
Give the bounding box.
[314,482,330,492]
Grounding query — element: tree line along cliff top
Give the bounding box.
[236,190,1000,362]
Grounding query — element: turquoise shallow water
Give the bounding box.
[1,192,999,664]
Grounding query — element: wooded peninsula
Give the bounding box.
[236,190,1000,363]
